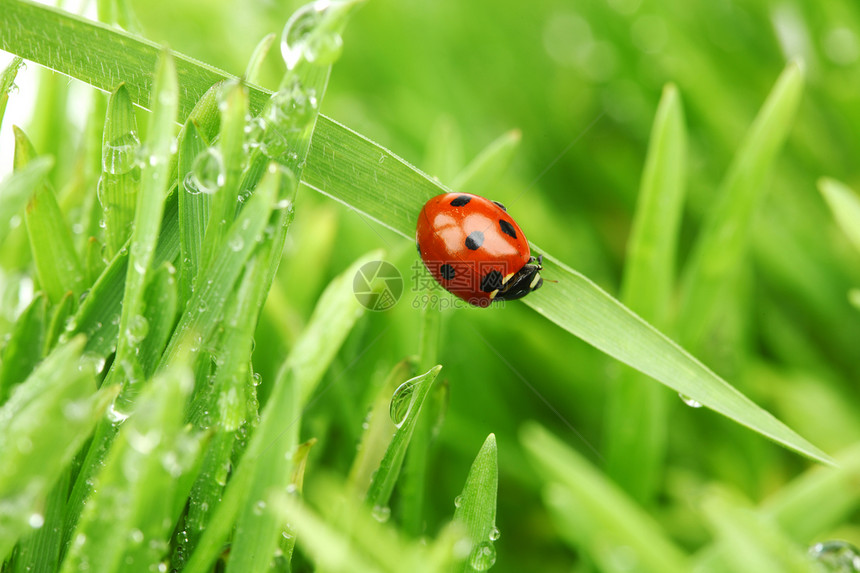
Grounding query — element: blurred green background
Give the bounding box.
[5,0,860,570]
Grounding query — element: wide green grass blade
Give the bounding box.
[521,423,691,573]
[0,156,53,245]
[678,62,804,353]
[59,364,201,573]
[0,0,831,464]
[453,434,499,573]
[365,365,442,513]
[0,337,114,561]
[98,83,141,258]
[818,178,860,256]
[604,84,686,503]
[14,128,85,304]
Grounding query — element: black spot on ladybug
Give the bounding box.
[492,201,507,212]
[440,264,455,280]
[465,231,484,250]
[450,195,472,207]
[416,241,421,255]
[498,219,517,239]
[480,270,503,292]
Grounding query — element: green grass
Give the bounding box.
[1,0,860,571]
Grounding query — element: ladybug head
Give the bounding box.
[494,257,543,302]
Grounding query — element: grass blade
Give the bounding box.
[59,364,200,573]
[678,62,805,353]
[521,423,690,573]
[0,156,53,245]
[14,128,85,304]
[365,365,442,513]
[0,294,46,404]
[0,337,114,561]
[177,120,209,301]
[818,178,860,255]
[453,434,499,573]
[111,51,177,396]
[184,250,377,573]
[0,56,24,131]
[450,129,521,196]
[98,83,141,258]
[604,84,686,503]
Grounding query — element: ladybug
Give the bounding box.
[416,193,543,306]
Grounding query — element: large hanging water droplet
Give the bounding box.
[186,148,225,195]
[809,540,860,572]
[469,541,497,571]
[389,379,416,427]
[280,0,355,70]
[102,130,141,174]
[679,393,702,408]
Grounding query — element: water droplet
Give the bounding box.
[228,235,245,252]
[187,148,225,195]
[252,372,262,386]
[79,351,107,375]
[28,513,45,528]
[371,505,391,523]
[253,500,267,515]
[126,314,149,345]
[389,380,416,427]
[107,402,131,424]
[469,541,497,571]
[128,429,161,454]
[130,529,144,544]
[453,495,463,508]
[245,116,267,149]
[280,0,352,70]
[489,527,501,541]
[679,393,702,408]
[809,540,860,572]
[259,82,318,159]
[102,130,141,174]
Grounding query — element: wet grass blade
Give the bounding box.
[365,365,442,513]
[604,84,686,503]
[183,250,377,573]
[14,128,85,304]
[818,178,860,255]
[59,364,201,573]
[0,337,115,561]
[111,51,177,389]
[678,62,804,353]
[177,120,209,301]
[0,156,53,245]
[0,1,832,464]
[99,83,141,258]
[0,56,24,131]
[453,434,499,573]
[521,423,691,573]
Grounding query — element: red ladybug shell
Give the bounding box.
[416,193,539,306]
